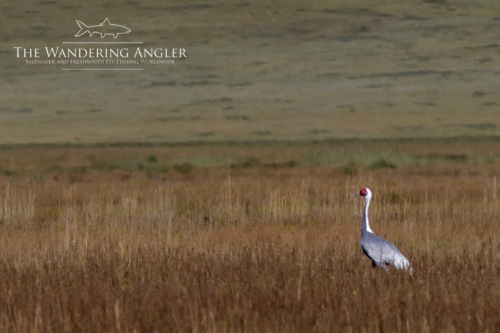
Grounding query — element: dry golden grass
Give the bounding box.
[0,143,499,332]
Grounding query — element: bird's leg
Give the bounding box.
[372,260,389,272]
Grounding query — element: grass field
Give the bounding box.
[2,0,500,331]
[0,141,499,331]
[2,0,500,143]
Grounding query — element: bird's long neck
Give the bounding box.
[362,196,374,233]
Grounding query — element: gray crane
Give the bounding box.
[354,188,413,274]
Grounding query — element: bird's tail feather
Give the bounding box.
[394,256,413,275]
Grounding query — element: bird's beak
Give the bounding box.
[350,193,360,198]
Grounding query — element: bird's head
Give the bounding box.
[352,188,372,199]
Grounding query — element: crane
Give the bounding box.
[354,188,413,275]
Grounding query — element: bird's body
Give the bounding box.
[361,230,412,272]
[356,188,413,274]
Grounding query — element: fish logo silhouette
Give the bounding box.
[75,18,131,38]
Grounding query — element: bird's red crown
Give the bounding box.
[360,188,368,197]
